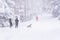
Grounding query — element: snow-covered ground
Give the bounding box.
[0,0,60,40]
[0,15,60,40]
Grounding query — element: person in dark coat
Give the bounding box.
[15,17,19,28]
[9,18,12,27]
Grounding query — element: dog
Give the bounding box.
[27,24,32,28]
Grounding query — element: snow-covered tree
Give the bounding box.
[0,0,15,27]
[51,0,60,18]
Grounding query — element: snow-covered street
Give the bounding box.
[0,15,60,40]
[0,0,60,40]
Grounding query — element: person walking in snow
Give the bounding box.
[15,17,19,28]
[36,16,38,21]
[9,18,13,27]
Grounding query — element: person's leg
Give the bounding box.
[15,22,18,28]
[10,22,12,28]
